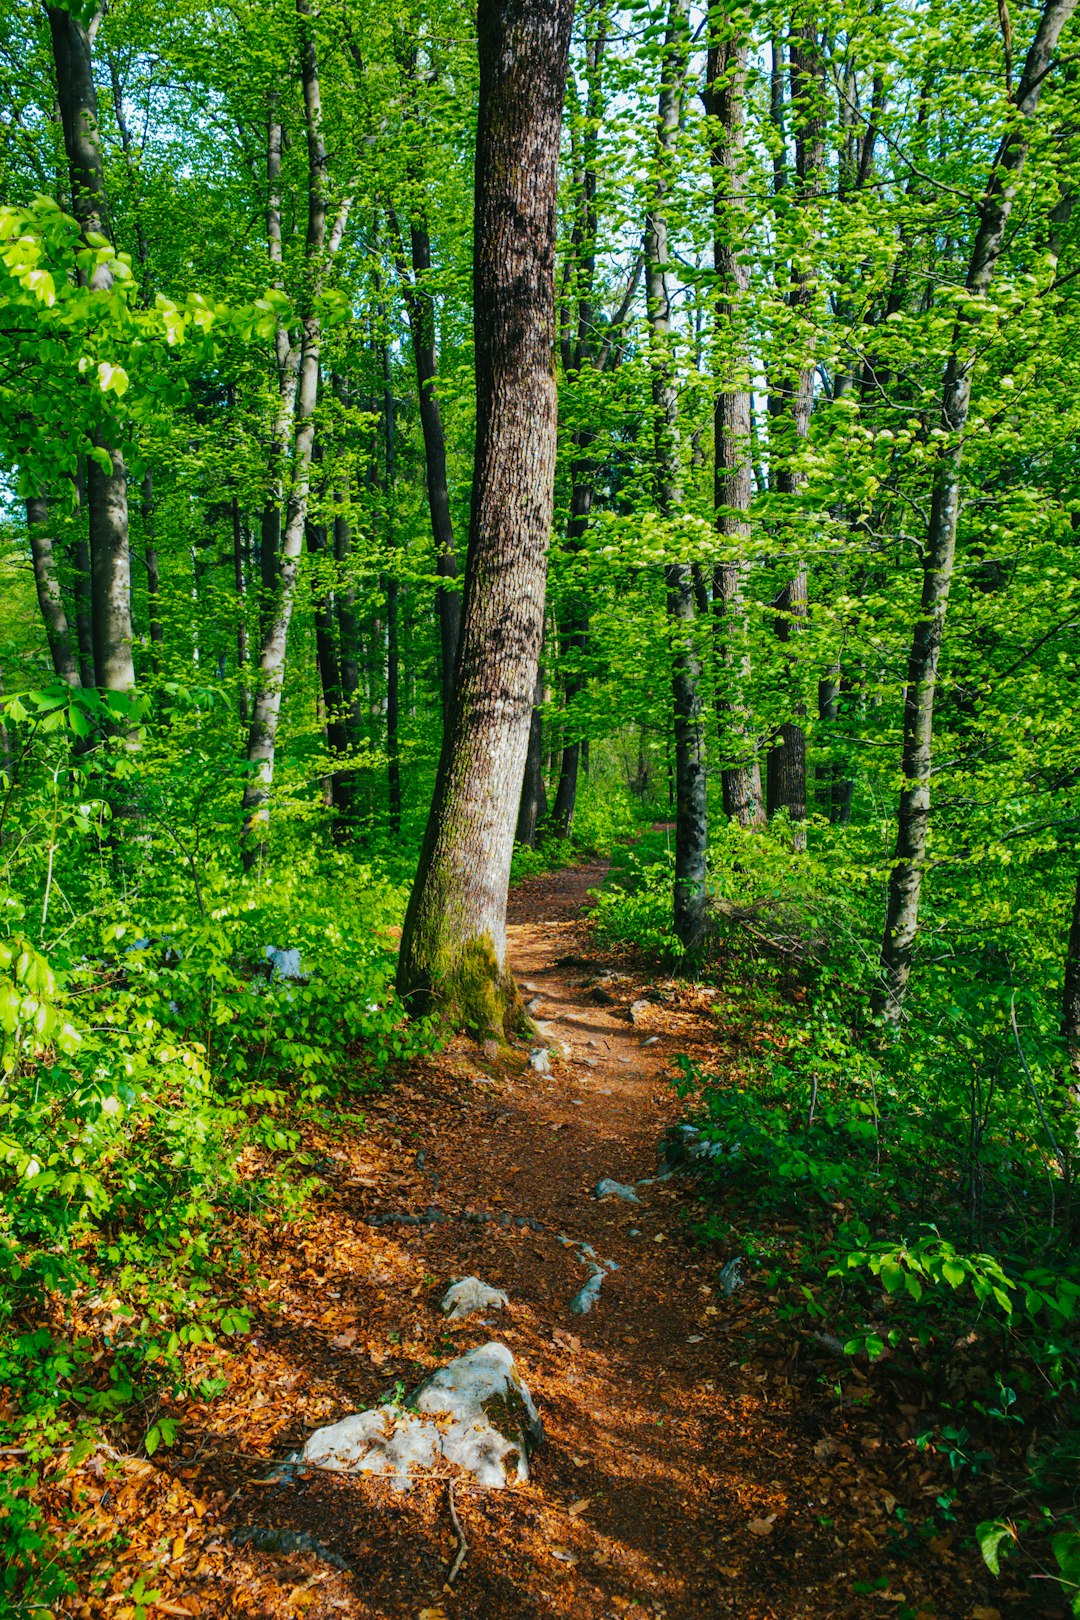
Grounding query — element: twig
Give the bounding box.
[444,1479,469,1589]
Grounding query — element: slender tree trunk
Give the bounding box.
[26,496,81,688]
[232,493,249,725]
[71,461,95,687]
[382,323,402,835]
[550,456,593,835]
[396,0,574,1033]
[1064,873,1080,1069]
[875,0,1076,1022]
[396,217,461,721]
[765,10,824,843]
[708,5,764,827]
[306,518,348,759]
[645,0,708,958]
[242,0,350,865]
[516,666,548,847]
[48,5,137,705]
[142,470,162,670]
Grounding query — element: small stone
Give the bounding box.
[594,1178,642,1205]
[528,1048,552,1074]
[524,996,542,1015]
[628,999,651,1025]
[642,1035,660,1047]
[590,985,616,1006]
[440,1277,509,1321]
[719,1257,743,1296]
[568,1266,605,1316]
[264,945,303,982]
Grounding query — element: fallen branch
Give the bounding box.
[445,1479,469,1589]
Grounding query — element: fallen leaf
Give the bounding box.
[154,1605,196,1618]
[747,1517,776,1537]
[591,1549,609,1565]
[883,1493,897,1515]
[814,1437,838,1462]
[171,1535,185,1560]
[330,1330,357,1349]
[969,1610,1000,1620]
[718,1565,741,1579]
[568,1497,591,1517]
[571,1455,587,1467]
[419,1609,448,1620]
[550,1546,579,1565]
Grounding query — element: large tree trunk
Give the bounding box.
[26,496,81,688]
[396,0,574,1033]
[645,0,708,958]
[241,0,350,865]
[874,0,1076,1022]
[708,5,764,828]
[47,5,137,703]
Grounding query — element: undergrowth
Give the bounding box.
[593,809,1080,1613]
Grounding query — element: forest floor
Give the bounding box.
[61,861,1042,1620]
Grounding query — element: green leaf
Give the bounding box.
[976,1520,1014,1576]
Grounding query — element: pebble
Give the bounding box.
[595,1177,642,1205]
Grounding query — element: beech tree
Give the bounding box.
[395,0,574,1032]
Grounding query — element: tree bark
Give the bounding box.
[26,496,81,688]
[765,9,825,843]
[396,0,574,1033]
[516,666,548,847]
[394,214,461,722]
[645,0,708,958]
[241,0,350,866]
[47,5,137,704]
[875,0,1077,1022]
[1064,872,1080,1068]
[707,4,764,827]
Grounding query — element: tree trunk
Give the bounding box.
[707,6,764,828]
[71,461,95,687]
[397,216,461,722]
[396,0,574,1033]
[645,0,708,958]
[382,327,402,835]
[26,496,81,688]
[1064,873,1080,1068]
[874,0,1076,1022]
[232,493,249,725]
[764,11,825,844]
[516,667,547,847]
[48,5,137,705]
[550,459,593,836]
[241,0,349,866]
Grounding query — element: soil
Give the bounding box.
[64,862,1043,1620]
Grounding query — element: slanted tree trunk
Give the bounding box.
[396,0,574,1033]
[707,4,764,827]
[645,0,708,958]
[875,0,1077,1022]
[516,666,547,847]
[47,5,137,704]
[26,496,81,688]
[241,0,351,866]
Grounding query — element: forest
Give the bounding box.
[1,0,1079,1613]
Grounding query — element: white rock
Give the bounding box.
[528,1047,551,1074]
[412,1342,543,1487]
[440,1277,509,1321]
[299,1344,541,1492]
[300,1405,438,1479]
[264,945,303,982]
[595,1177,642,1205]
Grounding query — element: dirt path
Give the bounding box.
[132,863,1010,1619]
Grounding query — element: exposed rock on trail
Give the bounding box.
[298,1343,542,1490]
[150,860,1015,1619]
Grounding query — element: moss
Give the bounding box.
[402,929,528,1041]
[480,1383,533,1451]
